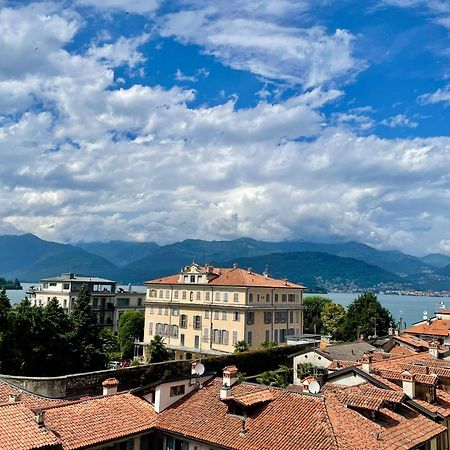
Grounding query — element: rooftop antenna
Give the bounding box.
[423,310,428,321]
[192,361,205,388]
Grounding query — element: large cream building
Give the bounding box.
[143,262,305,359]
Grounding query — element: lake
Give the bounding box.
[5,285,446,328]
[306,292,449,328]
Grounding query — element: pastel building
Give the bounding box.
[28,273,145,332]
[143,262,305,359]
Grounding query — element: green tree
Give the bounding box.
[343,292,394,340]
[0,289,13,373]
[303,296,332,333]
[146,335,170,363]
[100,328,120,362]
[257,365,292,388]
[259,341,277,350]
[234,340,249,353]
[68,284,106,372]
[321,302,347,338]
[117,311,145,358]
[296,362,313,380]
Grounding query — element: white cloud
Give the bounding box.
[76,0,160,14]
[418,85,450,106]
[381,114,418,128]
[158,2,363,88]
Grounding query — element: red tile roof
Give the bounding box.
[404,318,450,337]
[42,392,157,450]
[0,403,60,450]
[229,390,273,407]
[146,267,305,289]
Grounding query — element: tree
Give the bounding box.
[100,328,120,362]
[343,292,394,340]
[303,296,332,333]
[118,311,145,358]
[0,289,13,373]
[257,365,292,388]
[68,284,106,372]
[259,341,277,350]
[296,362,313,380]
[234,340,249,353]
[146,335,170,363]
[321,302,347,338]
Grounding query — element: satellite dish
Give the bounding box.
[193,362,205,376]
[308,381,320,394]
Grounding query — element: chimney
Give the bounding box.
[221,365,238,400]
[316,368,327,387]
[247,267,253,274]
[102,378,119,396]
[263,266,269,279]
[283,278,288,286]
[8,392,22,404]
[401,370,416,398]
[302,377,311,393]
[34,410,45,427]
[429,340,440,359]
[206,265,213,274]
[233,263,238,269]
[362,353,373,374]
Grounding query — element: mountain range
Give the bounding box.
[1,233,450,292]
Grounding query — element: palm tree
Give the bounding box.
[146,335,170,363]
[259,341,277,350]
[234,340,249,353]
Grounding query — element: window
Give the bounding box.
[171,308,179,316]
[214,310,219,320]
[63,283,70,290]
[196,291,201,301]
[190,275,196,283]
[213,329,220,344]
[289,293,295,302]
[215,291,220,301]
[233,292,239,302]
[247,331,253,345]
[159,290,163,298]
[50,282,57,287]
[189,291,194,302]
[182,291,187,300]
[183,275,189,283]
[203,327,209,342]
[265,330,270,342]
[256,293,260,302]
[150,305,154,314]
[265,293,270,302]
[223,292,228,302]
[172,325,179,337]
[165,290,170,299]
[274,329,279,343]
[193,315,202,330]
[205,291,211,301]
[137,298,142,306]
[174,290,179,300]
[43,282,48,288]
[282,293,287,302]
[150,289,157,298]
[232,330,238,345]
[164,307,169,316]
[194,335,200,349]
[158,307,162,315]
[92,298,98,309]
[275,311,287,323]
[212,329,229,345]
[296,311,300,323]
[274,293,279,302]
[149,322,154,335]
[289,311,294,323]
[180,334,185,346]
[248,293,253,302]
[221,330,229,345]
[264,311,272,324]
[63,299,67,309]
[233,311,240,322]
[204,310,210,319]
[116,298,130,307]
[280,329,286,343]
[170,385,186,397]
[221,310,227,320]
[246,311,254,325]
[180,315,187,328]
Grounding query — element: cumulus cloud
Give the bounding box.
[381,114,418,128]
[418,85,450,106]
[158,1,363,88]
[76,0,161,14]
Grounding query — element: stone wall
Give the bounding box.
[0,344,307,399]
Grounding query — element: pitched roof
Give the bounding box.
[0,403,60,450]
[146,267,305,289]
[316,341,377,361]
[404,318,450,337]
[41,393,157,450]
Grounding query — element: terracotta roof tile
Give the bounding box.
[404,319,450,337]
[229,390,273,407]
[146,267,305,289]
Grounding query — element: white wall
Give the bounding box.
[293,351,332,385]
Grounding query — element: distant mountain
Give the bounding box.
[77,240,159,267]
[420,253,450,269]
[218,252,411,291]
[0,234,120,282]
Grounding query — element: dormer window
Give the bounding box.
[190,275,195,283]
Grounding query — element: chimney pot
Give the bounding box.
[233,263,238,269]
[401,370,416,398]
[8,392,22,404]
[223,365,238,387]
[34,410,45,427]
[102,377,119,396]
[247,267,252,274]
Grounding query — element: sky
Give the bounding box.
[1,0,450,256]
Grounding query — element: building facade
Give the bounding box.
[28,273,145,332]
[143,263,305,359]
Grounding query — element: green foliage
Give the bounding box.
[343,292,394,340]
[234,340,249,353]
[130,358,140,367]
[0,278,21,290]
[118,311,145,358]
[146,335,170,363]
[100,328,120,362]
[256,364,292,388]
[296,362,313,379]
[303,296,332,333]
[321,302,347,338]
[259,341,277,350]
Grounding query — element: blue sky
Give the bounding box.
[1,0,450,255]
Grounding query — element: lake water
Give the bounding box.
[5,285,446,328]
[306,292,449,328]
